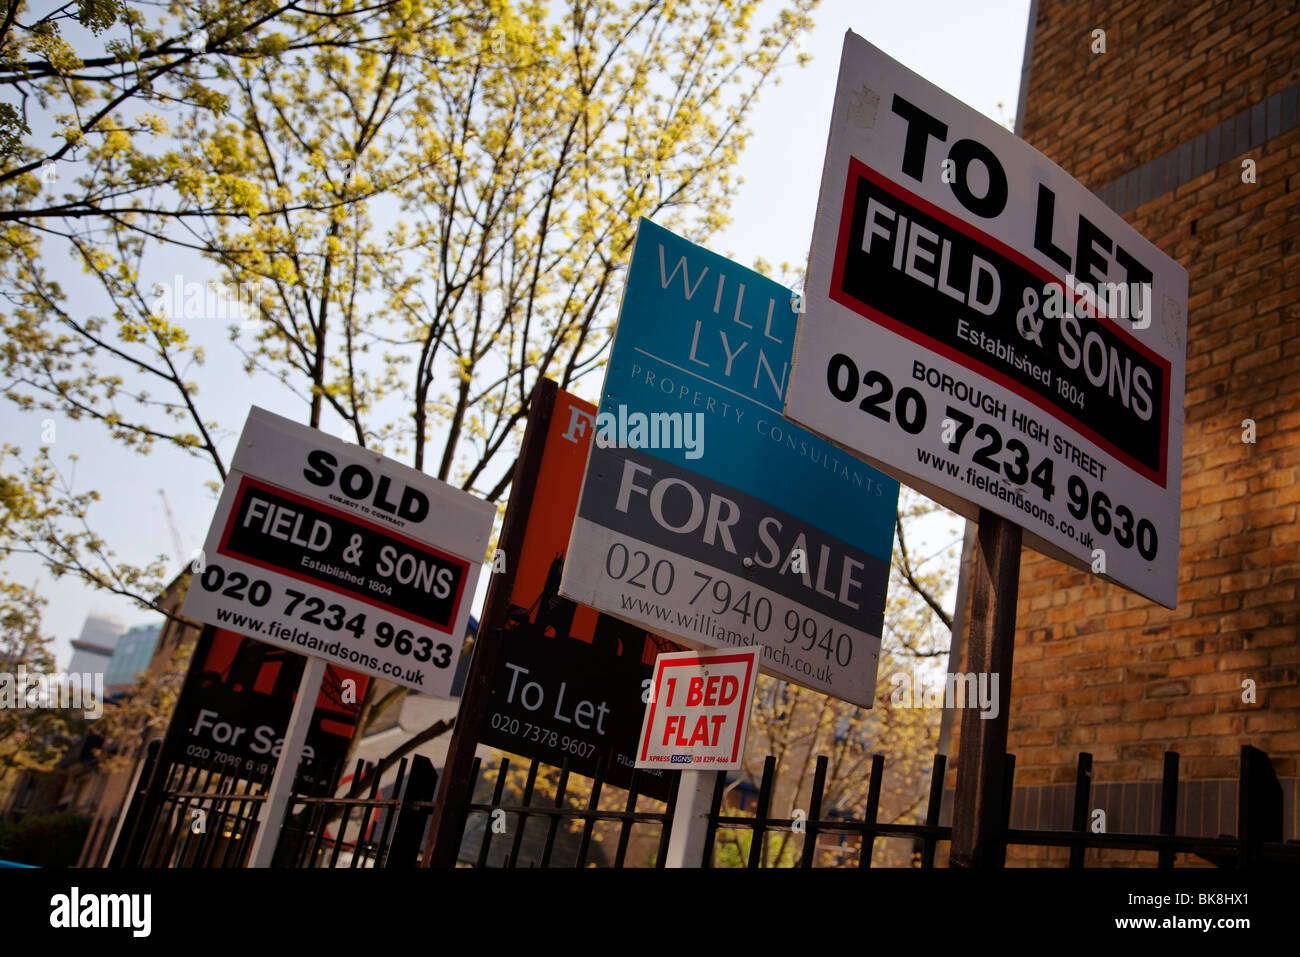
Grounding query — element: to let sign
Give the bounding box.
[182,407,494,695]
[636,647,760,771]
[785,32,1188,608]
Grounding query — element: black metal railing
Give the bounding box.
[110,744,436,868]
[698,745,1300,868]
[274,755,437,868]
[108,742,1299,868]
[455,755,678,868]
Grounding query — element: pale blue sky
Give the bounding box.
[5,0,1032,668]
[715,0,1030,270]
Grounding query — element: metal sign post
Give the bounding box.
[423,380,558,867]
[247,656,326,868]
[665,770,715,867]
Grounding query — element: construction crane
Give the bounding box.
[157,489,186,570]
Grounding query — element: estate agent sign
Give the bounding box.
[785,33,1188,608]
[183,407,494,695]
[561,219,900,706]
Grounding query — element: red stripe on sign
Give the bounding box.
[216,475,471,634]
[731,654,757,764]
[828,158,1173,489]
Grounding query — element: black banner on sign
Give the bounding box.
[217,476,468,632]
[161,626,367,792]
[576,444,890,630]
[830,159,1171,485]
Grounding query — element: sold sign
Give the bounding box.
[635,647,760,771]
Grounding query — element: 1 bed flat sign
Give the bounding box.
[560,218,900,707]
[636,647,760,771]
[181,407,495,695]
[785,33,1188,608]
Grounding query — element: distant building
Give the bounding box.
[103,624,161,693]
[2,577,202,867]
[67,612,124,675]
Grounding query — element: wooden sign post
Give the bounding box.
[949,510,1021,868]
[422,379,558,867]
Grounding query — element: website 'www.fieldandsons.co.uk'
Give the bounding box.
[211,605,427,687]
[1115,893,1250,930]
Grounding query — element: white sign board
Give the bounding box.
[181,407,495,695]
[786,32,1188,608]
[636,647,760,771]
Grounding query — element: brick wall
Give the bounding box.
[947,0,1300,865]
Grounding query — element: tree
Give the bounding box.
[1,0,819,789]
[0,0,461,220]
[0,576,82,796]
[5,0,816,481]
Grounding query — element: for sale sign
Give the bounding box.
[162,627,369,791]
[182,407,495,695]
[636,647,760,771]
[560,218,900,707]
[785,32,1187,607]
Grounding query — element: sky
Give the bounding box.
[715,0,1030,269]
[4,0,1032,669]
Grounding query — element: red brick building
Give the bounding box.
[948,0,1299,864]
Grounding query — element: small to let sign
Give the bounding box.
[635,647,760,771]
[478,385,683,800]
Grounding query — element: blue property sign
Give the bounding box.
[561,218,899,706]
